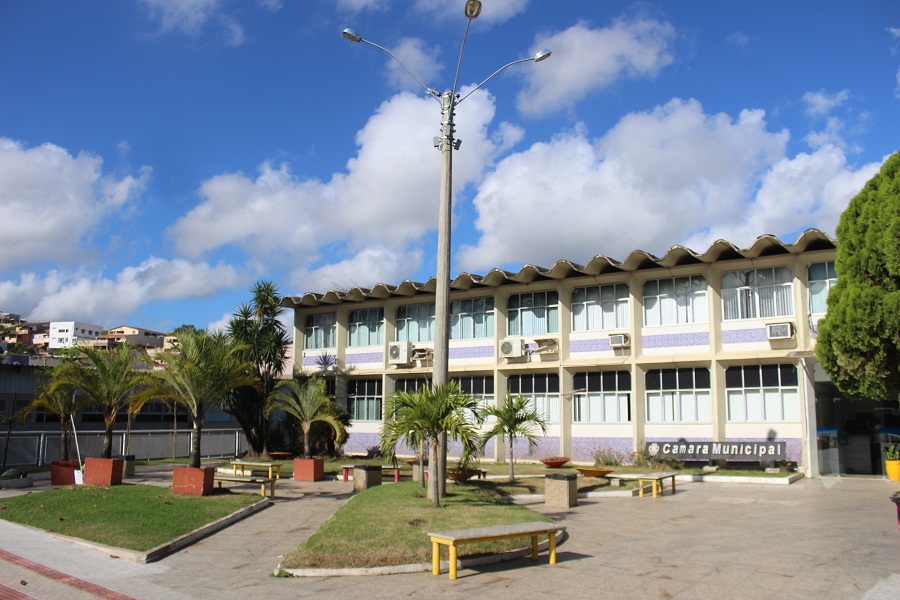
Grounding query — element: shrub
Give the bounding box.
[592,446,625,466]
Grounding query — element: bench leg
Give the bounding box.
[448,545,458,580]
[548,532,557,565]
[432,541,440,575]
[671,476,676,494]
[638,481,645,497]
[394,469,399,483]
[531,535,538,560]
[652,481,658,498]
[343,468,349,483]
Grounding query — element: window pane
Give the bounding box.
[727,390,745,421]
[782,389,800,421]
[725,367,743,388]
[744,366,761,388]
[780,364,798,386]
[694,368,710,389]
[661,369,678,390]
[746,389,764,421]
[761,365,779,387]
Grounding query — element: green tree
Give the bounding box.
[816,151,900,398]
[48,345,149,458]
[21,383,88,461]
[380,381,482,507]
[481,391,548,482]
[266,376,348,459]
[226,280,291,456]
[140,330,257,469]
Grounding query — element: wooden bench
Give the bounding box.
[428,521,566,580]
[230,460,283,480]
[609,472,677,498]
[213,475,276,499]
[341,465,402,483]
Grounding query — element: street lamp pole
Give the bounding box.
[343,0,550,499]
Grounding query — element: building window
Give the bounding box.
[645,367,711,423]
[453,375,494,421]
[643,275,708,326]
[722,267,793,320]
[396,303,435,343]
[508,373,559,423]
[348,308,383,347]
[450,297,495,340]
[809,261,837,315]
[348,379,382,421]
[572,284,629,331]
[304,312,336,350]
[507,292,558,337]
[394,378,430,393]
[573,371,631,423]
[726,364,800,422]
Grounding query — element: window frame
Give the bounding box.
[450,297,495,340]
[572,283,630,332]
[725,364,800,422]
[347,378,383,422]
[507,291,559,337]
[808,261,837,315]
[572,371,632,423]
[508,373,560,423]
[347,308,384,347]
[644,367,712,423]
[396,302,435,343]
[642,275,708,327]
[304,312,336,350]
[721,266,794,321]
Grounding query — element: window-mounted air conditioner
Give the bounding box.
[499,338,524,358]
[388,341,413,364]
[766,322,794,340]
[609,333,630,348]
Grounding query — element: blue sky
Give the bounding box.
[1,0,898,335]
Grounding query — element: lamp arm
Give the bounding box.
[359,38,442,102]
[456,56,533,105]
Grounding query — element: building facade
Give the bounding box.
[283,230,899,478]
[48,321,104,349]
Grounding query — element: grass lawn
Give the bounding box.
[281,481,553,569]
[0,484,260,551]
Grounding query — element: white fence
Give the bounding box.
[2,428,247,467]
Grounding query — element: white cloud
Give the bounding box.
[727,31,752,48]
[335,0,383,13]
[458,98,877,271]
[0,258,242,326]
[168,88,503,294]
[138,0,252,46]
[516,17,676,116]
[413,0,529,25]
[802,89,850,117]
[385,37,444,92]
[0,138,150,271]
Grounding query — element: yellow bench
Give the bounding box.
[608,472,678,498]
[428,521,566,580]
[213,475,276,499]
[229,460,283,479]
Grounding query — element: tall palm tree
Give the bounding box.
[266,376,347,458]
[226,280,290,456]
[49,345,149,458]
[381,381,482,507]
[143,330,257,468]
[21,383,88,461]
[481,391,548,482]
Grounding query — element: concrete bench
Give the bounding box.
[341,465,402,483]
[213,475,276,499]
[428,521,565,580]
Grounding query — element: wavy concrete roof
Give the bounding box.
[281,229,836,309]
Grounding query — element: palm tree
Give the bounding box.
[142,330,257,468]
[226,280,291,456]
[49,345,149,458]
[481,391,548,482]
[21,383,88,461]
[266,376,348,458]
[381,381,482,507]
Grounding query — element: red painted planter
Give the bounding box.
[172,466,215,496]
[540,457,572,468]
[293,458,324,482]
[50,460,81,486]
[83,458,124,486]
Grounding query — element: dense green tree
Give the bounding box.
[266,376,348,459]
[48,345,149,458]
[480,391,549,482]
[21,383,89,461]
[816,151,900,399]
[381,382,482,507]
[140,330,257,468]
[226,281,291,456]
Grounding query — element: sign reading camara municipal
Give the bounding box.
[645,441,786,461]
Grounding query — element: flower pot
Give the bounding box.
[446,469,478,482]
[294,458,324,482]
[540,457,572,468]
[885,459,900,482]
[83,457,124,486]
[50,460,81,486]
[172,466,215,496]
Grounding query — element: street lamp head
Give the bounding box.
[342,28,362,43]
[533,49,552,62]
[464,0,482,19]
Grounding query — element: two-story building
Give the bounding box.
[283,230,900,478]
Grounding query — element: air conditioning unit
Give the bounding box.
[766,322,794,340]
[609,333,630,348]
[499,338,524,358]
[388,341,413,364]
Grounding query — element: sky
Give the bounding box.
[1,0,898,336]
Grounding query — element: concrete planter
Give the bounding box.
[885,459,900,482]
[83,457,124,486]
[50,460,82,486]
[172,466,215,496]
[294,458,324,482]
[0,476,34,489]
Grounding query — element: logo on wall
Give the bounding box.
[647,442,660,456]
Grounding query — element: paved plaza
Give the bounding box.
[1,468,898,599]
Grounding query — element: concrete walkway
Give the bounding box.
[1,468,898,599]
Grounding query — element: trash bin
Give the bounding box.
[545,473,578,508]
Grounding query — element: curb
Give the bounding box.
[674,473,805,485]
